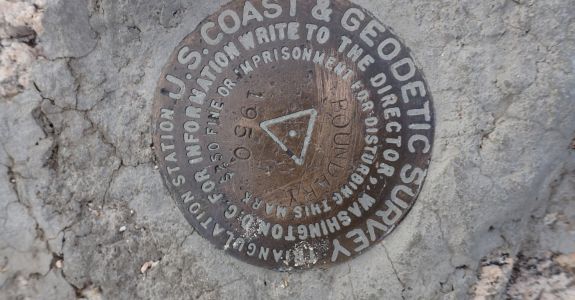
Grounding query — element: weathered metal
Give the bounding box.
[152,0,434,271]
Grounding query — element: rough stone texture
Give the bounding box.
[0,0,573,299]
[0,0,42,97]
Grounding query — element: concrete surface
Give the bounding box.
[0,0,574,299]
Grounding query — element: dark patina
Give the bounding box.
[153,0,434,270]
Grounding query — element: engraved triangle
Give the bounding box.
[260,109,318,166]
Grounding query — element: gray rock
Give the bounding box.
[0,0,574,299]
[39,0,97,59]
[33,59,77,109]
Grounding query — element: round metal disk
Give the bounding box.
[152,0,434,271]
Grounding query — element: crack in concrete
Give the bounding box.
[349,272,358,300]
[382,244,406,300]
[0,146,81,295]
